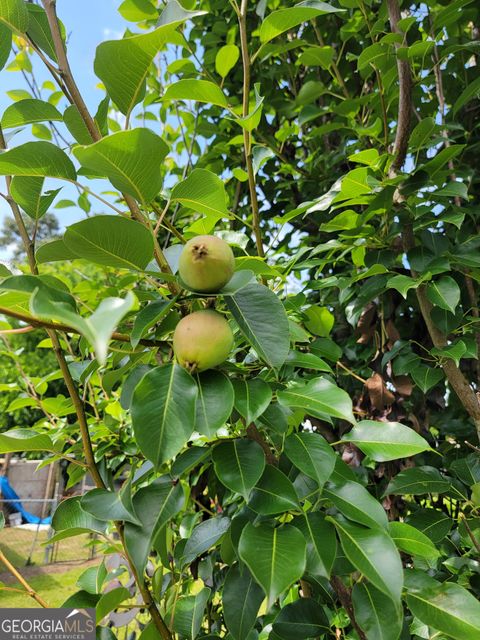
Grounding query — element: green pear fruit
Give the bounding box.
[178,235,235,293]
[173,309,234,373]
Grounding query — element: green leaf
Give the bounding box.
[170,169,232,224]
[384,466,450,496]
[406,580,480,640]
[81,488,141,525]
[225,283,290,368]
[0,0,29,32]
[163,79,228,107]
[352,582,403,640]
[278,377,356,424]
[171,447,210,477]
[284,432,336,488]
[10,176,60,219]
[73,129,168,203]
[284,350,333,373]
[303,305,334,336]
[259,1,342,44]
[341,420,431,461]
[131,364,198,468]
[63,215,154,271]
[131,298,175,348]
[233,378,272,425]
[118,0,157,22]
[410,364,444,392]
[30,287,135,365]
[223,564,264,640]
[330,517,403,604]
[96,587,131,624]
[94,20,191,116]
[324,479,388,530]
[76,563,107,595]
[427,276,460,313]
[409,117,436,150]
[406,509,452,544]
[272,598,330,639]
[124,476,184,574]
[52,496,106,535]
[0,23,11,72]
[453,75,480,115]
[195,371,234,437]
[170,587,211,640]
[298,45,334,68]
[215,44,240,78]
[212,439,265,499]
[1,99,62,129]
[238,523,306,608]
[421,144,465,177]
[36,238,78,264]
[358,43,388,71]
[388,521,440,559]
[63,105,93,145]
[0,141,76,180]
[293,512,336,578]
[0,428,58,454]
[387,275,420,299]
[249,464,299,515]
[26,4,63,62]
[181,517,231,566]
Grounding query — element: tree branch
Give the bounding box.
[330,576,367,640]
[238,0,264,259]
[387,0,412,172]
[0,550,50,608]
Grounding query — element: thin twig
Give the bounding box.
[0,550,50,607]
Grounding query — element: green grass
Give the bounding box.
[0,565,90,608]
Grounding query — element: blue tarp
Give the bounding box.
[0,476,51,524]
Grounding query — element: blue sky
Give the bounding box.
[0,1,128,260]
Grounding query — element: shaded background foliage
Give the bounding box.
[0,0,480,639]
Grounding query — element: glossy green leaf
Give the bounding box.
[170,169,232,224]
[284,350,332,373]
[212,439,265,499]
[63,105,93,145]
[164,79,228,107]
[131,364,198,468]
[96,587,130,624]
[259,1,341,44]
[341,420,431,461]
[410,364,444,392]
[52,496,106,535]
[131,298,175,348]
[63,215,154,270]
[238,523,306,608]
[384,466,450,496]
[0,0,29,32]
[0,141,76,180]
[225,283,290,368]
[0,428,58,454]
[195,371,234,437]
[233,378,272,425]
[272,598,330,640]
[278,377,356,424]
[284,431,336,488]
[249,465,299,515]
[388,521,440,559]
[223,566,263,640]
[118,0,157,21]
[73,129,168,203]
[76,563,107,595]
[124,476,184,574]
[405,509,452,544]
[10,176,60,219]
[215,44,240,78]
[293,512,337,578]
[331,517,403,604]
[324,479,388,530]
[36,239,78,264]
[181,517,231,566]
[25,4,63,61]
[298,45,334,68]
[352,582,403,640]
[81,488,141,525]
[170,587,211,640]
[453,74,480,115]
[1,99,62,129]
[427,276,460,313]
[406,580,480,640]
[0,23,11,72]
[30,287,135,365]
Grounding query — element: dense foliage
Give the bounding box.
[1,0,480,638]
